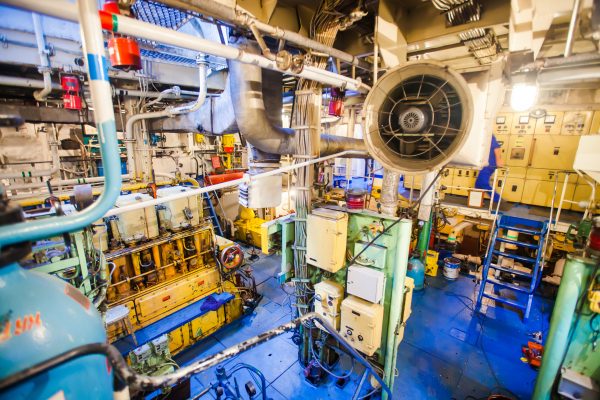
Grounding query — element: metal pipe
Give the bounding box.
[104,150,367,217]
[383,219,412,398]
[555,173,570,228]
[124,59,207,178]
[0,0,369,92]
[564,0,582,58]
[0,0,122,248]
[532,255,595,400]
[32,13,52,101]
[380,169,399,216]
[159,0,370,70]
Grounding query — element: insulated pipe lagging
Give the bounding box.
[228,39,367,156]
[32,13,52,101]
[0,0,122,248]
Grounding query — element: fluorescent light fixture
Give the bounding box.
[510,83,538,111]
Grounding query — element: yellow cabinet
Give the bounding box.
[511,113,536,135]
[506,135,534,167]
[534,112,564,135]
[570,183,600,212]
[452,168,477,196]
[340,295,384,357]
[561,111,593,135]
[521,179,575,208]
[403,174,422,190]
[529,135,580,170]
[493,113,513,135]
[496,177,524,203]
[495,134,510,163]
[440,168,454,195]
[589,111,600,135]
[306,208,348,273]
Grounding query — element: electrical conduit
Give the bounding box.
[0,0,122,248]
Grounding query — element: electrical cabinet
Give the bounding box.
[506,135,533,167]
[570,183,600,212]
[589,111,600,135]
[529,135,580,170]
[534,112,564,135]
[451,168,478,196]
[496,167,526,203]
[314,280,344,330]
[347,265,385,303]
[495,134,510,163]
[340,296,384,356]
[511,113,536,135]
[562,111,593,135]
[306,208,348,272]
[493,113,513,135]
[521,177,576,209]
[403,174,422,190]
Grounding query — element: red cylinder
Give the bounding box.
[205,172,245,185]
[102,0,120,14]
[108,37,142,71]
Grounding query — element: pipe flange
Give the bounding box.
[291,54,305,74]
[276,50,292,71]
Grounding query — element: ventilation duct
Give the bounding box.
[363,61,473,174]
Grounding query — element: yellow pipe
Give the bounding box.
[16,180,175,207]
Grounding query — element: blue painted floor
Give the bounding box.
[175,254,553,399]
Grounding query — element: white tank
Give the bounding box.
[156,186,201,231]
[112,193,159,244]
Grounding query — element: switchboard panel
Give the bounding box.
[506,135,533,167]
[306,208,348,272]
[496,177,524,203]
[340,296,384,356]
[534,112,564,135]
[511,113,535,135]
[521,180,575,208]
[451,168,477,196]
[570,183,600,212]
[529,135,580,170]
[493,113,513,135]
[562,111,593,135]
[589,111,600,135]
[495,134,510,162]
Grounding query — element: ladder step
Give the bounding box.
[482,292,526,310]
[489,263,533,278]
[495,237,539,249]
[487,278,532,294]
[498,225,542,236]
[493,250,537,264]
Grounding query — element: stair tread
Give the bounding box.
[487,277,532,293]
[493,250,537,264]
[488,263,533,278]
[495,237,539,249]
[498,224,542,235]
[482,292,526,310]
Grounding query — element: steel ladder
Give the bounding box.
[203,191,224,237]
[475,215,548,321]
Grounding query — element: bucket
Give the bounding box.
[443,257,461,280]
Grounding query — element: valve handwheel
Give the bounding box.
[219,244,244,270]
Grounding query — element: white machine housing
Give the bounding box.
[340,295,384,356]
[313,280,345,330]
[347,265,385,303]
[156,186,201,231]
[112,193,160,244]
[306,208,348,272]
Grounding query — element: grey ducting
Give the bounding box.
[228,39,367,156]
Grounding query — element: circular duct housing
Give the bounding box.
[363,61,473,174]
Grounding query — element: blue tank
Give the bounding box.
[407,256,425,291]
[0,262,113,399]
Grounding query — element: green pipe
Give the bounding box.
[383,218,412,399]
[417,218,432,262]
[532,255,595,400]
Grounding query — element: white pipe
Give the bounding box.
[32,13,52,101]
[0,0,369,93]
[575,169,595,220]
[104,150,367,217]
[565,0,582,58]
[555,173,570,228]
[124,59,208,178]
[6,174,132,191]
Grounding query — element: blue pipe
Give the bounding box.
[0,0,121,249]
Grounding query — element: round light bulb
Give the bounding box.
[510,83,538,111]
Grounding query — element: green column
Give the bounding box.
[532,255,595,400]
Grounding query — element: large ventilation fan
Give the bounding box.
[363,62,473,174]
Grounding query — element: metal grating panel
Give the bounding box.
[132,0,191,29]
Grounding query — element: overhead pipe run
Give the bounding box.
[158,0,371,71]
[228,39,367,156]
[0,0,369,93]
